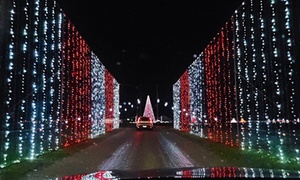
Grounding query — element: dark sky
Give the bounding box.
[56,0,244,118]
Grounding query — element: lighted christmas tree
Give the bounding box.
[143,95,156,122]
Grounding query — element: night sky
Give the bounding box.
[56,0,244,118]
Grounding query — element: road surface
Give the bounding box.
[26,125,230,179]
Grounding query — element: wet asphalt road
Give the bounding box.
[26,125,229,179]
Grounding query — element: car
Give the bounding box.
[136,116,154,130]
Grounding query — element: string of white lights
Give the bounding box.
[173,80,180,130]
[113,79,120,129]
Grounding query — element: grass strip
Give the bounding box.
[172,130,299,171]
[0,129,121,180]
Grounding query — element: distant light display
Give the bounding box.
[0,0,119,168]
[143,95,156,122]
[174,0,300,164]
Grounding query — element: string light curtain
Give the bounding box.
[61,18,92,147]
[179,70,191,132]
[233,0,300,163]
[0,0,119,168]
[104,68,114,132]
[0,0,63,166]
[203,24,236,145]
[174,0,300,163]
[91,52,106,138]
[172,80,180,130]
[113,79,120,129]
[188,55,206,137]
